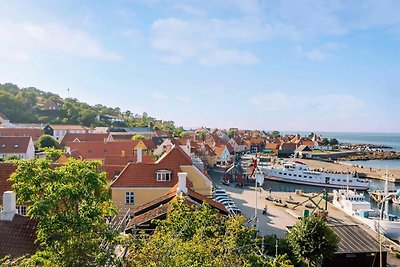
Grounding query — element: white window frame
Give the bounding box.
[16,205,27,216]
[125,192,134,205]
[156,170,172,182]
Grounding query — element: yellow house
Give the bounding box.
[110,145,212,217]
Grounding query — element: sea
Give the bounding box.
[281,131,400,170]
[277,131,400,216]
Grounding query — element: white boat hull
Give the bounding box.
[333,190,400,241]
[265,174,370,190]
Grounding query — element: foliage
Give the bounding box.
[42,147,63,162]
[287,215,339,267]
[37,135,59,149]
[227,129,236,138]
[0,83,182,131]
[270,131,280,138]
[329,138,339,146]
[131,134,146,140]
[263,235,297,265]
[198,131,207,141]
[179,131,188,138]
[9,159,118,267]
[3,155,19,161]
[127,201,292,267]
[322,138,330,146]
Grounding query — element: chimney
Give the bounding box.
[177,172,188,195]
[66,146,71,154]
[121,150,126,158]
[137,148,142,163]
[0,191,17,221]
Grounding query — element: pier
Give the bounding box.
[369,189,399,203]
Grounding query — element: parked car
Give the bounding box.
[228,208,242,215]
[214,196,230,202]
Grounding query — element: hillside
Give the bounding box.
[0,83,181,133]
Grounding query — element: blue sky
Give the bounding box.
[1,1,400,132]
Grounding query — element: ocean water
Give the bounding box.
[281,131,400,170]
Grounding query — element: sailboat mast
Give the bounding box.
[384,166,389,220]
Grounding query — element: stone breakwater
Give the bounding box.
[338,151,400,161]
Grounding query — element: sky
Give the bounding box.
[1,0,400,133]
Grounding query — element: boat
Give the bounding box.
[273,199,287,208]
[262,161,370,190]
[332,188,400,241]
[265,195,275,201]
[286,196,300,205]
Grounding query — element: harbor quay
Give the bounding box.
[210,169,400,266]
[294,158,400,183]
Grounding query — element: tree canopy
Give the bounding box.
[127,200,293,267]
[287,215,339,267]
[36,135,59,149]
[0,83,181,132]
[9,159,118,267]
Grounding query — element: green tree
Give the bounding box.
[10,159,118,267]
[131,134,146,140]
[179,131,188,138]
[227,129,236,138]
[43,147,63,162]
[127,201,292,267]
[287,215,339,267]
[329,138,339,146]
[322,138,330,146]
[37,135,59,149]
[198,131,207,141]
[270,131,280,138]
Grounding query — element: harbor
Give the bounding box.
[210,168,400,266]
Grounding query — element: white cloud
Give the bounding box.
[0,20,122,61]
[151,91,168,100]
[176,96,192,104]
[148,0,400,67]
[150,17,261,66]
[250,92,366,117]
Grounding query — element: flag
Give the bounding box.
[249,158,257,177]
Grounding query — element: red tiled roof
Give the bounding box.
[0,128,43,141]
[47,124,88,131]
[104,154,154,166]
[60,133,108,146]
[66,140,140,160]
[0,215,38,258]
[141,139,156,150]
[0,163,16,203]
[111,146,192,188]
[0,136,31,154]
[154,130,171,137]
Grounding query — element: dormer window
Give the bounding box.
[14,144,19,148]
[156,170,172,181]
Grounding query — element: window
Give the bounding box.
[283,173,287,176]
[294,174,297,177]
[156,170,172,181]
[16,205,27,216]
[298,175,302,177]
[125,192,134,204]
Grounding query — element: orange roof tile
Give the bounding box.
[60,133,108,146]
[0,136,32,154]
[111,146,192,188]
[0,128,43,141]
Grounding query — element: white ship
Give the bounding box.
[262,161,370,190]
[333,189,400,241]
